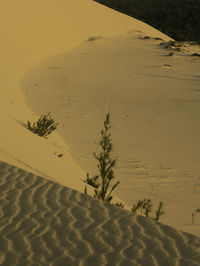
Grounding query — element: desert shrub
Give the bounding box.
[84,113,120,203]
[132,199,164,221]
[84,113,164,216]
[27,112,59,137]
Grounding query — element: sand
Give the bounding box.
[0,0,200,264]
[0,0,169,191]
[21,34,200,236]
[0,161,200,265]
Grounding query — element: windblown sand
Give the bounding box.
[0,161,200,265]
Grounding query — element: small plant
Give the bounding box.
[154,201,164,221]
[132,200,145,215]
[84,113,120,203]
[132,199,152,217]
[132,199,164,221]
[192,208,200,224]
[27,112,59,137]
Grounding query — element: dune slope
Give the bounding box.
[0,161,200,265]
[0,0,170,194]
[21,33,200,236]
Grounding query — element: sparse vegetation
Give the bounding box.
[132,199,164,221]
[27,112,59,137]
[85,113,165,218]
[84,113,121,204]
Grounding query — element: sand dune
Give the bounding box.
[0,0,200,263]
[21,33,200,236]
[0,161,200,265]
[0,0,170,199]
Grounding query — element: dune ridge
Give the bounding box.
[0,161,200,265]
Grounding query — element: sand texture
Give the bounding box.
[0,161,200,266]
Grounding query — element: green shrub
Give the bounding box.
[27,112,59,137]
[84,113,120,203]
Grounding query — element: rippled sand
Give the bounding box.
[0,161,200,265]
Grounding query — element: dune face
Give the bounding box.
[0,0,169,187]
[0,161,200,265]
[21,34,200,236]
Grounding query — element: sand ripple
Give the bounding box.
[0,161,200,265]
